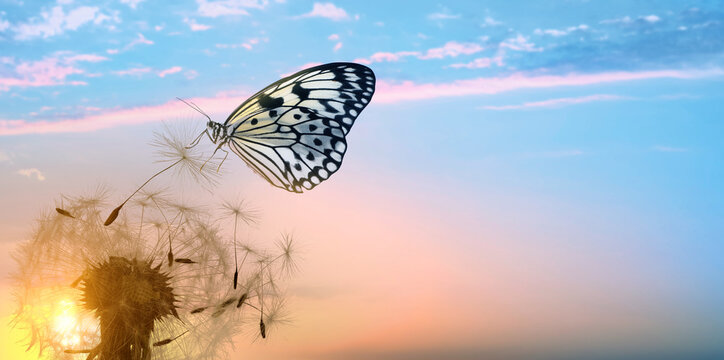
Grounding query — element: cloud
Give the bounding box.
[113,66,186,78]
[534,24,589,37]
[0,52,106,91]
[327,33,339,41]
[333,42,342,52]
[13,5,114,40]
[419,41,485,59]
[298,2,349,21]
[120,0,145,9]
[481,16,502,27]
[125,33,154,50]
[427,9,460,21]
[652,145,688,152]
[113,67,152,76]
[197,0,267,17]
[158,66,183,77]
[184,18,212,31]
[0,94,245,135]
[500,34,542,52]
[354,41,484,64]
[17,168,45,181]
[601,14,661,25]
[2,68,721,136]
[216,38,263,50]
[642,14,661,23]
[481,94,627,110]
[449,56,504,69]
[372,68,723,104]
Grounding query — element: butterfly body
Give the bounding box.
[196,62,375,193]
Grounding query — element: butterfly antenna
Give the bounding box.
[176,97,211,123]
[104,158,183,226]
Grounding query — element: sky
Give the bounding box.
[1,0,724,359]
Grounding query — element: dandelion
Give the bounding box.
[12,126,299,360]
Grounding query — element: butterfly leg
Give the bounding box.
[217,148,229,172]
[200,142,225,171]
[186,129,210,149]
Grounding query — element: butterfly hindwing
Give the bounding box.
[224,63,375,193]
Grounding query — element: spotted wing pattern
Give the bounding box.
[224,62,375,193]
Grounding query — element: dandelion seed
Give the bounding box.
[236,293,248,308]
[55,208,75,218]
[174,258,196,264]
[190,307,207,314]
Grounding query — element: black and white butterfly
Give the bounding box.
[187,62,375,193]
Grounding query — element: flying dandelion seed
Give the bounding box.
[11,128,297,360]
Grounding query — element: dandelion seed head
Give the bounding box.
[151,124,221,186]
[13,188,300,360]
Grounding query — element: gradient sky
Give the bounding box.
[1,1,724,359]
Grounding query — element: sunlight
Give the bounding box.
[52,299,81,348]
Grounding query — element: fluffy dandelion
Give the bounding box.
[12,127,297,360]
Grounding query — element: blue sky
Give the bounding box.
[1,1,724,359]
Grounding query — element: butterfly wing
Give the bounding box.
[224,62,375,193]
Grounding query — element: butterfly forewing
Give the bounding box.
[224,63,375,193]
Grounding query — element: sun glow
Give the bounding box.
[52,299,82,347]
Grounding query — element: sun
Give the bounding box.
[52,299,82,348]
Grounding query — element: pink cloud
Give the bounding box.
[354,42,484,64]
[113,67,152,76]
[196,0,267,17]
[333,42,343,52]
[298,2,349,21]
[374,69,723,104]
[419,41,484,59]
[63,54,109,63]
[481,94,628,110]
[158,66,183,77]
[449,56,504,69]
[500,34,542,52]
[0,94,245,136]
[354,51,421,65]
[1,57,86,91]
[2,68,721,136]
[184,18,212,31]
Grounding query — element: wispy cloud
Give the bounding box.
[13,5,116,40]
[373,69,723,104]
[114,67,152,76]
[481,16,502,27]
[216,38,262,50]
[113,66,185,78]
[196,0,267,17]
[500,34,542,52]
[534,24,589,37]
[652,145,688,152]
[601,14,662,25]
[158,66,183,77]
[419,41,485,59]
[481,94,627,110]
[297,2,350,21]
[0,53,108,91]
[333,42,343,52]
[126,33,154,50]
[184,18,212,31]
[120,0,145,9]
[0,94,243,135]
[2,68,721,136]
[427,8,460,21]
[355,41,484,64]
[17,168,45,181]
[449,56,504,69]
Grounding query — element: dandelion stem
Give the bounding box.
[105,158,183,226]
[233,213,239,289]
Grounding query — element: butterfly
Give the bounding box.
[186,62,376,193]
